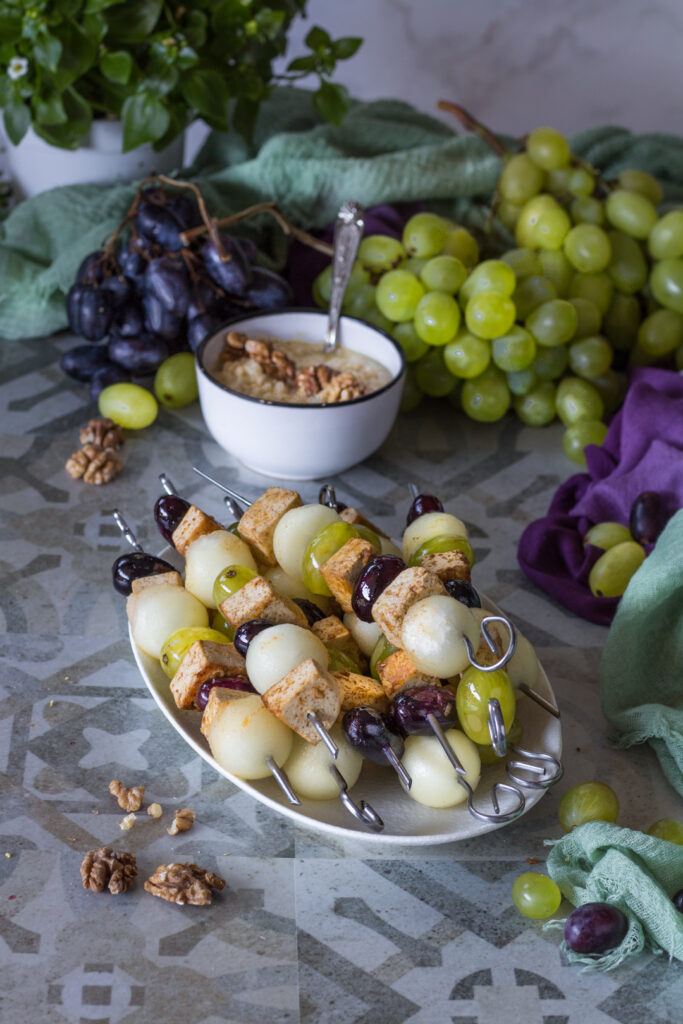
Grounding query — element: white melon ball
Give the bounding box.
[284,722,362,800]
[184,529,257,608]
[379,535,403,559]
[273,504,339,582]
[207,693,293,779]
[262,565,334,615]
[343,611,382,657]
[402,511,469,563]
[131,584,208,658]
[470,608,540,687]
[401,730,481,808]
[246,623,329,695]
[401,594,479,677]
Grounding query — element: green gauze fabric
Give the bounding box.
[3,86,683,341]
[544,822,683,971]
[600,510,683,798]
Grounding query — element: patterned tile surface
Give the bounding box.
[1,333,681,1023]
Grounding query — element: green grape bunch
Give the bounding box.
[313,117,683,463]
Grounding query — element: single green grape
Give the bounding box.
[533,344,568,381]
[497,200,523,232]
[539,249,573,296]
[602,292,641,350]
[357,235,406,276]
[570,195,606,226]
[526,299,578,347]
[546,166,571,194]
[499,152,545,204]
[362,307,394,333]
[392,321,429,363]
[409,533,475,568]
[154,353,198,408]
[213,564,257,608]
[400,365,424,412]
[402,212,450,258]
[315,261,369,306]
[513,275,557,320]
[354,524,382,551]
[568,272,614,315]
[461,366,511,422]
[443,330,491,378]
[617,169,663,205]
[558,781,619,832]
[514,381,557,426]
[419,255,467,294]
[414,290,461,345]
[607,230,648,294]
[370,634,398,680]
[415,347,456,397]
[342,282,376,318]
[492,325,536,372]
[584,522,632,550]
[456,667,516,745]
[563,224,612,273]
[512,873,562,919]
[99,383,158,429]
[525,126,571,170]
[650,259,683,314]
[568,336,613,379]
[479,718,523,763]
[211,609,236,640]
[302,521,359,596]
[605,189,658,239]
[563,419,608,464]
[569,297,603,339]
[588,541,646,597]
[646,818,683,845]
[375,269,425,322]
[555,376,604,425]
[465,291,516,340]
[160,626,230,679]
[516,194,571,250]
[441,226,479,267]
[506,368,538,396]
[648,210,683,260]
[591,368,627,415]
[327,647,361,673]
[568,166,596,197]
[460,259,516,303]
[501,248,543,279]
[637,308,683,356]
[403,256,429,277]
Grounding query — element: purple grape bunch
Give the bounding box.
[60,187,293,400]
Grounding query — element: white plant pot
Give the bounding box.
[3,118,184,198]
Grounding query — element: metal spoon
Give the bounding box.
[323,200,365,352]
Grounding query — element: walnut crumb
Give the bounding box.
[167,808,195,835]
[109,779,145,812]
[526,857,540,865]
[318,372,367,404]
[79,417,124,450]
[65,443,122,485]
[80,847,137,894]
[147,802,163,819]
[144,862,225,906]
[119,813,136,831]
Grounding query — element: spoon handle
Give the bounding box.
[324,200,365,352]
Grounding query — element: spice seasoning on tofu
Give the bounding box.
[213,331,392,404]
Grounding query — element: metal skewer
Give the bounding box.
[159,473,178,496]
[487,700,563,790]
[329,764,384,832]
[111,509,143,552]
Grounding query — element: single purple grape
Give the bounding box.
[563,903,628,954]
[444,578,481,607]
[112,551,177,596]
[673,889,683,913]
[154,494,190,546]
[342,706,404,766]
[629,491,668,546]
[233,619,273,658]
[390,686,457,737]
[195,676,255,710]
[352,555,406,622]
[245,266,293,310]
[406,493,444,526]
[293,598,327,626]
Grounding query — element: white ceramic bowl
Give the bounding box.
[196,309,406,480]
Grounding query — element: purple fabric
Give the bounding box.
[518,368,683,626]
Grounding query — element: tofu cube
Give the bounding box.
[418,549,471,583]
[172,505,222,558]
[218,575,308,629]
[200,685,250,739]
[312,615,365,669]
[371,567,446,648]
[170,640,247,710]
[130,570,182,594]
[237,487,302,566]
[262,658,341,744]
[377,649,440,700]
[319,537,378,614]
[340,506,388,538]
[333,670,388,713]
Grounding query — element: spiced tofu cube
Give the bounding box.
[371,567,446,647]
[171,505,222,558]
[319,537,378,614]
[200,685,250,739]
[418,549,471,583]
[333,670,389,713]
[312,615,365,668]
[130,570,182,594]
[377,649,440,699]
[170,640,247,710]
[218,575,308,629]
[262,658,341,744]
[237,487,302,566]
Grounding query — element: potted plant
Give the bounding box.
[0,1,361,196]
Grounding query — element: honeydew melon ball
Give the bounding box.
[401,594,479,677]
[273,504,340,582]
[343,612,382,657]
[184,530,257,608]
[402,511,468,563]
[207,693,293,779]
[401,730,481,808]
[262,566,335,615]
[284,723,362,800]
[246,623,329,695]
[131,583,208,658]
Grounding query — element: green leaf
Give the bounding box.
[84,0,124,11]
[305,26,331,51]
[34,31,62,72]
[332,36,362,60]
[33,86,92,149]
[177,45,198,71]
[183,10,207,49]
[52,22,97,88]
[0,15,22,45]
[312,79,349,126]
[100,49,132,83]
[255,9,285,40]
[121,90,169,150]
[287,54,316,73]
[80,12,108,42]
[105,0,162,43]
[32,91,67,126]
[3,96,30,145]
[181,69,229,127]
[144,61,178,96]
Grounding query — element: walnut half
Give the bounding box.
[79,417,125,451]
[80,847,137,895]
[65,443,122,485]
[144,862,225,906]
[109,779,145,812]
[167,808,195,835]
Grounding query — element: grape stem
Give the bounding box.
[437,101,508,158]
[179,200,334,257]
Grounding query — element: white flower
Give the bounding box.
[7,57,28,81]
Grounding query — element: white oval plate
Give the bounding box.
[130,557,562,846]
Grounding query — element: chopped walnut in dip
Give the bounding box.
[213,332,391,405]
